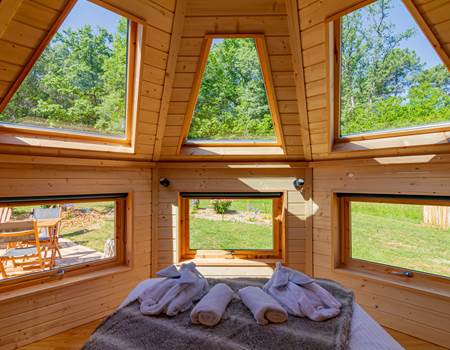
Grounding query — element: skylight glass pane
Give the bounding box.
[0,0,129,138]
[188,38,276,142]
[339,0,450,137]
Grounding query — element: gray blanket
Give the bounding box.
[83,278,354,350]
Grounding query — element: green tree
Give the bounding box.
[189,38,275,141]
[340,0,450,136]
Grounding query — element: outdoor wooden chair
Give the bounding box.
[32,207,63,261]
[0,220,44,278]
[0,207,12,223]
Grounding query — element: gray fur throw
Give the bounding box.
[83,278,354,350]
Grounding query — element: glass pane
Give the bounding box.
[188,38,276,142]
[0,200,116,282]
[351,201,450,278]
[0,0,128,138]
[340,0,450,137]
[189,198,274,250]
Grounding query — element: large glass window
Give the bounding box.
[179,193,283,259]
[184,36,280,144]
[335,0,450,139]
[339,194,450,280]
[0,195,126,289]
[0,0,135,139]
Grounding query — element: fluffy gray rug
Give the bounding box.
[83,278,354,350]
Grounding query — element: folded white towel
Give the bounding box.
[140,262,208,316]
[139,278,178,306]
[264,263,341,321]
[119,278,165,309]
[191,283,234,326]
[238,286,288,325]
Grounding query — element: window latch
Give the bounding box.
[390,270,413,277]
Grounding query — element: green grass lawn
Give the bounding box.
[61,219,114,252]
[190,218,273,250]
[196,199,272,213]
[351,202,450,277]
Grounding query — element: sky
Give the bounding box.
[59,0,122,34]
[355,0,442,68]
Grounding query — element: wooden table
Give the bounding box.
[36,218,62,268]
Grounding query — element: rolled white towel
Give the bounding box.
[191,283,234,326]
[238,286,288,325]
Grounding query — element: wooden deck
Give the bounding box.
[16,318,448,350]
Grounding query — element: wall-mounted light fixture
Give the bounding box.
[293,178,305,191]
[160,178,170,187]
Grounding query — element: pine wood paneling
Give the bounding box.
[155,165,311,275]
[297,0,450,160]
[312,158,450,348]
[0,161,152,350]
[158,0,307,161]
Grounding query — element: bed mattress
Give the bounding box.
[85,278,404,350]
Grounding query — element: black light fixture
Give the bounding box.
[160,178,170,187]
[293,178,305,191]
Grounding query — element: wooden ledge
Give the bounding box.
[180,145,285,158]
[0,133,135,155]
[0,265,131,304]
[334,267,450,301]
[333,131,450,154]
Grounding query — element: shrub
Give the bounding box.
[210,200,232,215]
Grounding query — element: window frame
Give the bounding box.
[0,0,141,146]
[177,34,285,153]
[178,192,284,260]
[338,193,450,285]
[0,193,128,292]
[328,0,450,145]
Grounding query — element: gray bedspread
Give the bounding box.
[83,278,354,350]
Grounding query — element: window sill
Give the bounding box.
[180,145,285,157]
[333,131,450,154]
[333,267,450,300]
[0,133,135,154]
[179,257,283,267]
[0,265,131,304]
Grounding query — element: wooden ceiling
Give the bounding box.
[0,0,448,161]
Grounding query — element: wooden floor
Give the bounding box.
[16,318,447,350]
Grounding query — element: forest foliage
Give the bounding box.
[0,18,128,136]
[0,0,448,139]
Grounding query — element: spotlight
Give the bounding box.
[160,178,170,187]
[293,178,305,190]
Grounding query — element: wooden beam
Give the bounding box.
[153,0,187,161]
[0,0,24,39]
[402,0,450,69]
[286,0,313,160]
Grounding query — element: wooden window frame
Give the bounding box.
[177,34,285,154]
[327,0,450,145]
[178,193,284,260]
[338,193,450,286]
[0,0,142,146]
[0,193,128,292]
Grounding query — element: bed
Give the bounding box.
[83,278,404,350]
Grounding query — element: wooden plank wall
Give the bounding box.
[158,0,306,160]
[0,160,152,350]
[296,0,450,160]
[155,164,312,276]
[0,0,176,161]
[312,157,450,348]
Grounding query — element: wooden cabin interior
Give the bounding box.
[0,0,449,349]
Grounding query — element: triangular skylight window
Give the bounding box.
[0,0,132,139]
[185,37,280,144]
[338,0,450,138]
